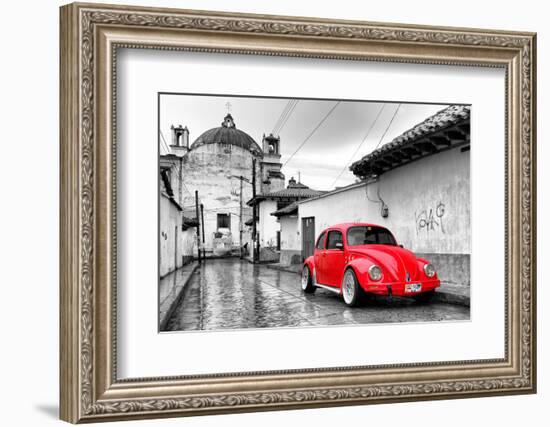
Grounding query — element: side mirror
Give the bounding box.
[399,244,404,248]
[335,242,344,250]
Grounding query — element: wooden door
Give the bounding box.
[301,217,315,261]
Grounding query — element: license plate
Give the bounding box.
[405,283,422,293]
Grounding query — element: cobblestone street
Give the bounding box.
[165,259,469,331]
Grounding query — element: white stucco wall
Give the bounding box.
[259,200,279,248]
[279,215,299,251]
[278,215,301,264]
[376,146,470,254]
[297,146,470,255]
[297,182,372,241]
[159,194,197,277]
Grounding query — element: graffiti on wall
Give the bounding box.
[415,201,446,235]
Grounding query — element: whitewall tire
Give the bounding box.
[342,269,361,307]
[301,266,316,294]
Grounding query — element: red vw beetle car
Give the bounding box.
[301,223,440,306]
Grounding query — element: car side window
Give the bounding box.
[316,232,326,250]
[326,231,343,250]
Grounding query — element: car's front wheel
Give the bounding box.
[301,265,316,294]
[342,269,361,307]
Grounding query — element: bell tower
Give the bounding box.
[260,133,285,194]
[170,124,190,158]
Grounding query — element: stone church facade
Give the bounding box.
[162,113,285,258]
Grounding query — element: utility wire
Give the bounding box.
[271,100,293,135]
[276,99,298,135]
[329,104,386,189]
[159,129,169,148]
[283,101,341,167]
[272,100,292,135]
[374,103,402,150]
[274,99,298,135]
[273,100,293,134]
[159,129,172,154]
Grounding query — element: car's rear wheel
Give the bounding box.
[301,265,316,294]
[342,269,361,307]
[413,290,435,304]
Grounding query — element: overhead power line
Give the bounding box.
[159,129,172,154]
[273,99,298,135]
[283,101,341,167]
[271,100,293,135]
[329,104,386,189]
[374,103,402,150]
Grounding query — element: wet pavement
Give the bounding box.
[165,258,469,332]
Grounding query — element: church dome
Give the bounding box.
[190,114,263,157]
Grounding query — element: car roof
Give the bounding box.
[322,222,384,232]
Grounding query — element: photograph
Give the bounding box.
[158,94,471,332]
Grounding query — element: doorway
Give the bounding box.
[301,217,315,261]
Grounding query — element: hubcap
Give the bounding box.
[343,271,355,304]
[301,268,309,290]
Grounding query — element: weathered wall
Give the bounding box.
[159,194,197,277]
[259,200,279,248]
[377,146,470,255]
[296,147,470,285]
[181,143,261,255]
[279,215,301,265]
[298,182,371,238]
[181,227,196,265]
[415,253,470,286]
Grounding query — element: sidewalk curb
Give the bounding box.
[265,263,301,274]
[159,262,199,331]
[265,263,470,307]
[433,290,470,307]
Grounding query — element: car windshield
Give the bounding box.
[346,226,397,246]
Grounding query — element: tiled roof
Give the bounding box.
[247,187,324,206]
[350,105,470,178]
[261,187,323,199]
[271,202,298,217]
[182,216,199,229]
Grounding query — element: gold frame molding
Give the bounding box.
[60,2,537,423]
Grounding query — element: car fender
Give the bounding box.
[303,255,315,276]
[416,256,429,267]
[346,256,377,286]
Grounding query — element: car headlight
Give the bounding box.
[424,263,436,278]
[368,265,383,281]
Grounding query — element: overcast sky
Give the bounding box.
[160,94,450,191]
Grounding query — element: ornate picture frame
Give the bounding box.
[60,2,536,423]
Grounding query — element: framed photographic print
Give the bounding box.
[60,2,537,423]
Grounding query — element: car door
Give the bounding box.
[324,230,345,287]
[313,231,327,284]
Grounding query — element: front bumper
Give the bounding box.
[361,279,440,297]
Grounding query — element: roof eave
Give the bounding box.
[351,116,470,178]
